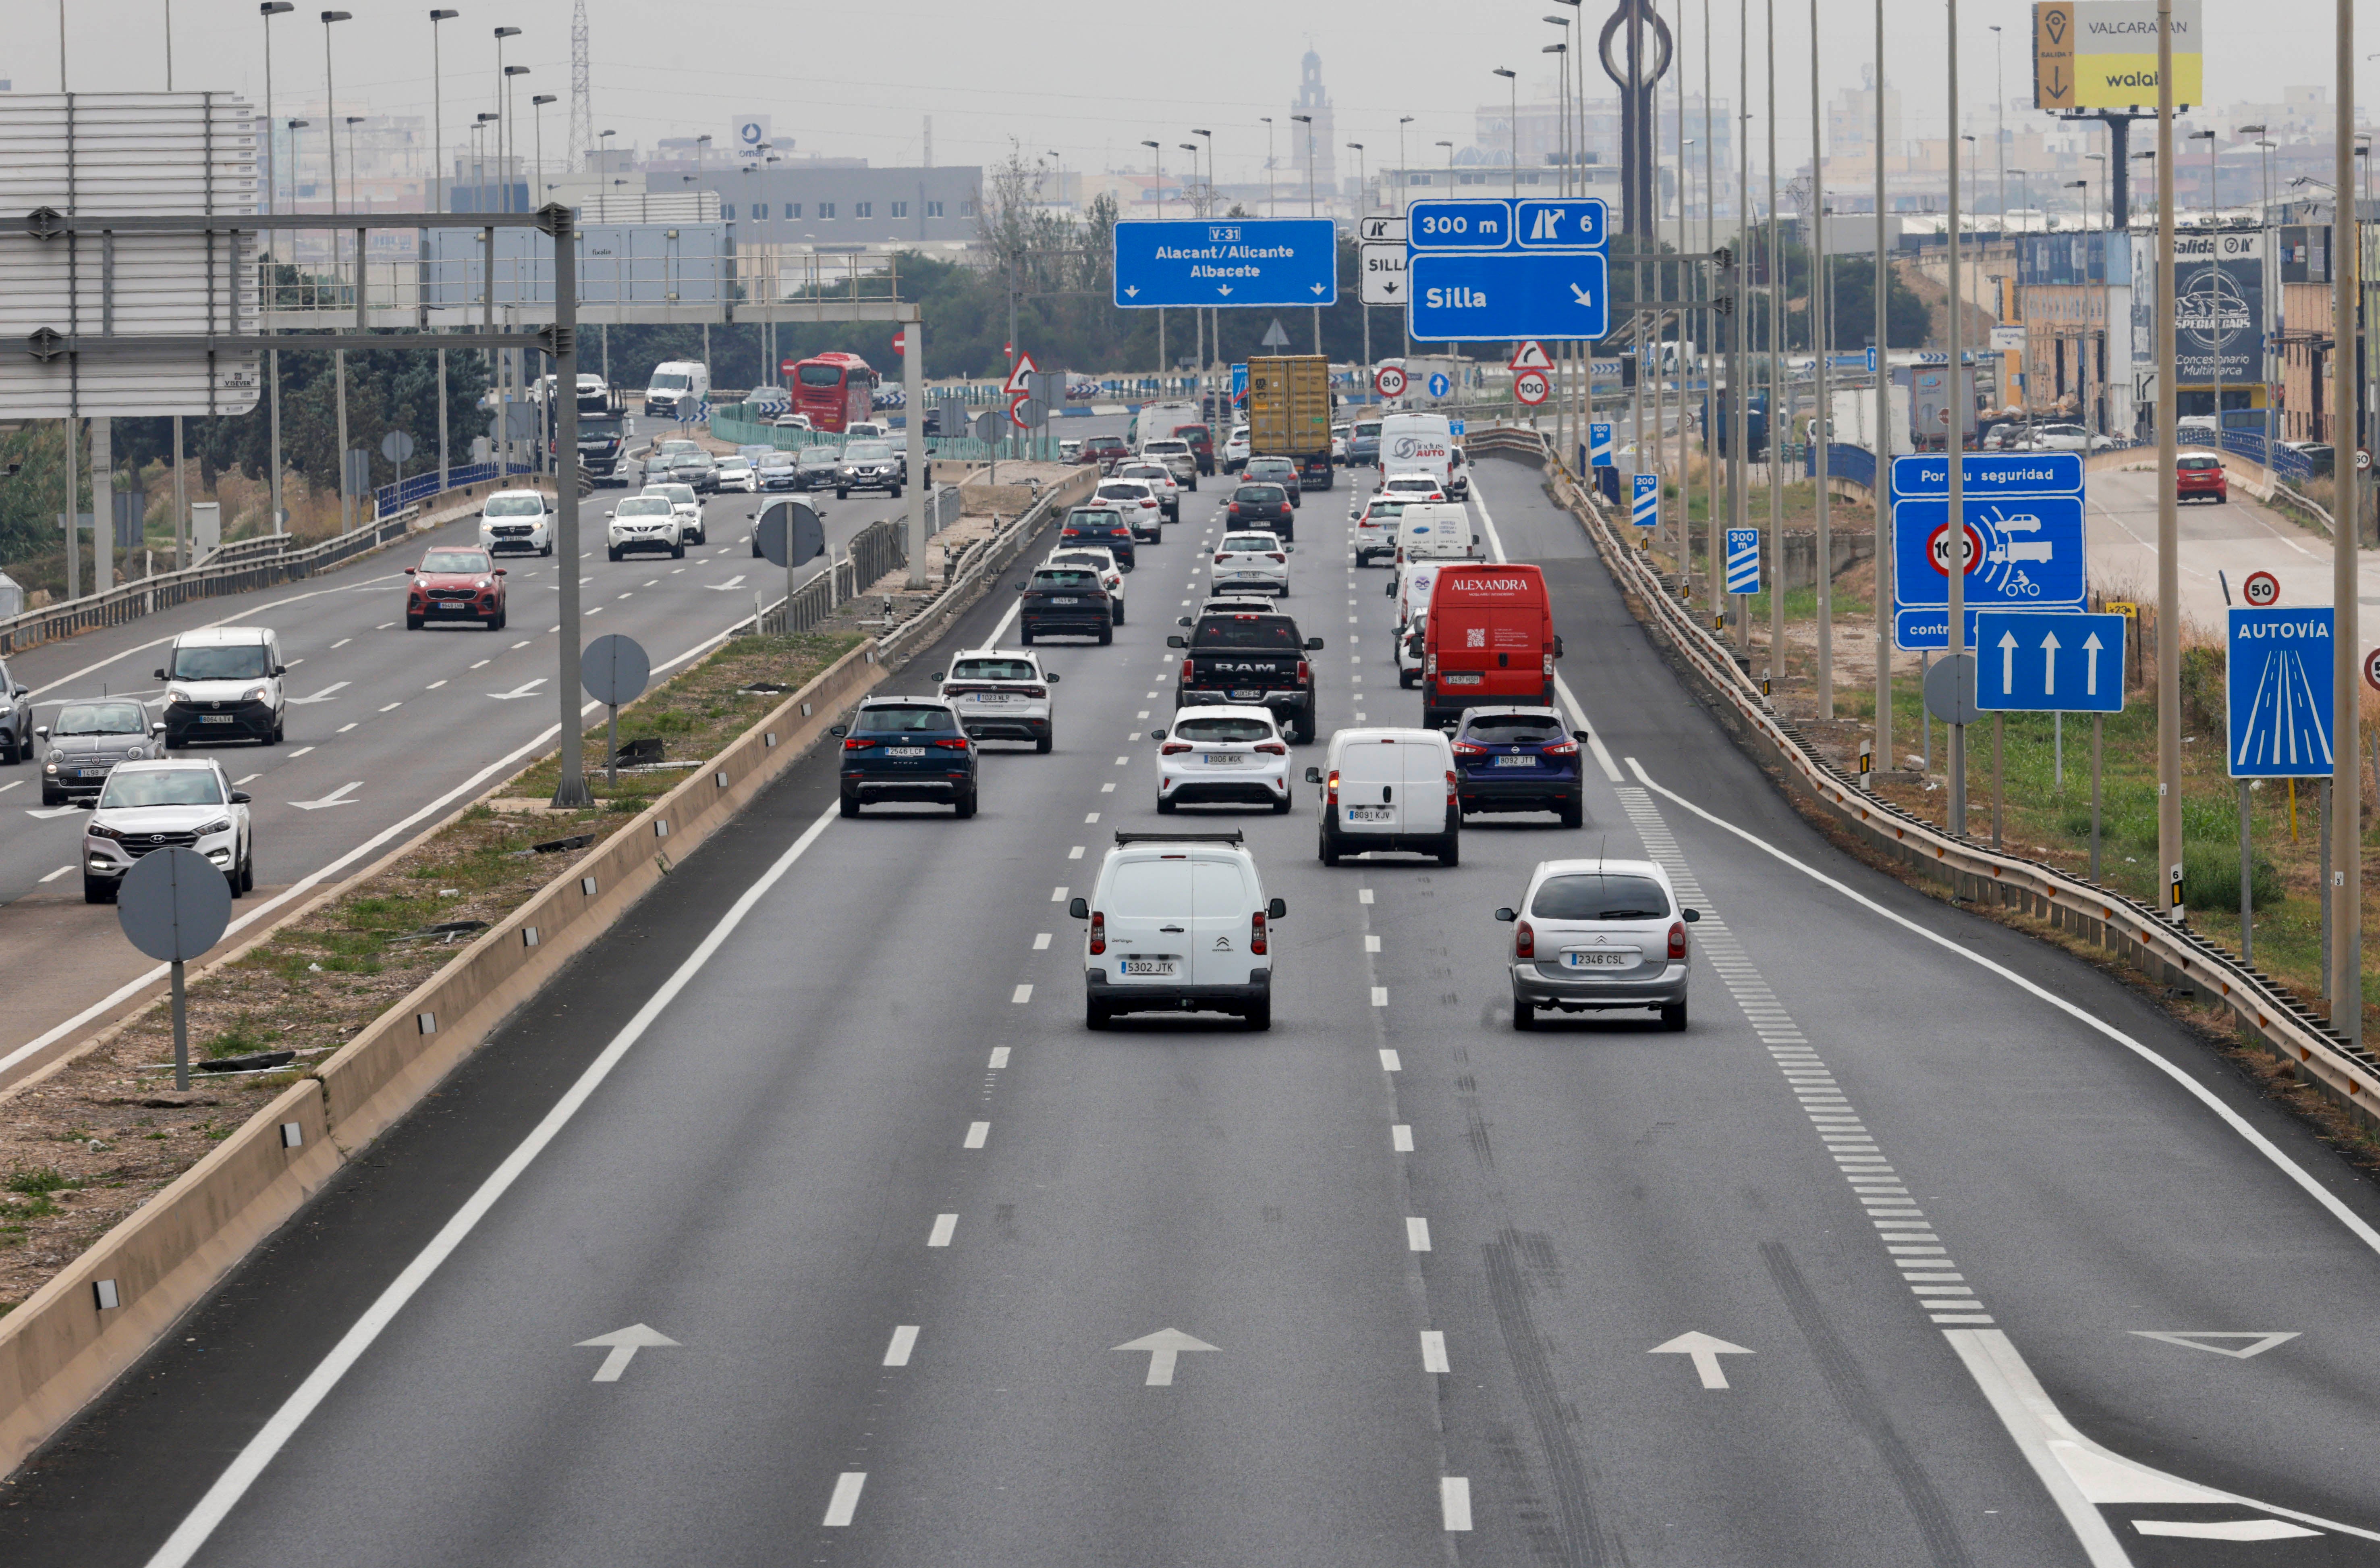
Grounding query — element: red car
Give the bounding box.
[2176,452,2228,504]
[404,546,508,630]
[1077,434,1131,474]
[1177,422,1216,475]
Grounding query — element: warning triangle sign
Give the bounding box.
[1004,352,1039,395]
[1508,339,1554,372]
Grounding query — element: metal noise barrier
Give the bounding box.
[1484,422,2380,1124]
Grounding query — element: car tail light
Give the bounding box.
[1255,740,1286,755]
[1228,503,1240,515]
[1543,738,1579,756]
[1268,552,1286,563]
[1450,740,1487,758]
[841,737,870,751]
[1296,660,1311,683]
[1446,768,1458,804]
[934,738,971,750]
[1668,921,1687,959]
[1326,769,1340,808]
[1089,912,1106,955]
[1160,741,1193,755]
[1515,920,1535,959]
[1425,652,1437,677]
[1181,658,1195,683]
[1250,910,1268,955]
[1020,685,1047,699]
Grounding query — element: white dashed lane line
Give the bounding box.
[926,1213,958,1247]
[962,1121,990,1149]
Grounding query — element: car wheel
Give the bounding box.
[1097,625,1113,646]
[1156,794,1177,814]
[1086,997,1110,1030]
[225,868,242,899]
[406,613,425,630]
[671,544,685,559]
[240,853,255,893]
[1318,824,1341,866]
[1399,671,1416,689]
[1661,1001,1688,1032]
[1513,999,1536,1031]
[41,791,62,806]
[1437,829,1461,867]
[836,487,849,500]
[1245,998,1271,1031]
[541,542,554,557]
[1035,733,1053,755]
[609,547,623,563]
[838,792,861,818]
[1019,628,1034,645]
[1186,478,1197,493]
[1270,793,1291,815]
[492,609,508,631]
[1,735,16,765]
[268,720,284,745]
[1113,604,1125,625]
[1559,797,1584,829]
[890,484,903,498]
[954,788,979,820]
[83,875,116,905]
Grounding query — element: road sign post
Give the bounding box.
[1891,453,2088,650]
[2227,606,2335,779]
[1725,526,1760,595]
[1374,363,1407,399]
[1589,421,1614,469]
[755,498,826,646]
[117,847,234,1091]
[581,632,652,789]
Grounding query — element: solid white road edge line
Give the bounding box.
[1620,754,2380,1264]
[1469,461,1623,781]
[137,800,846,1568]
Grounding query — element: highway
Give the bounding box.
[0,420,956,1085]
[5,451,2379,1566]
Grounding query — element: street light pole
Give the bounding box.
[1946,0,1968,838]
[2154,0,2182,917]
[257,2,293,572]
[1989,24,2005,227]
[1261,117,1274,217]
[429,9,456,214]
[322,11,353,534]
[493,26,520,214]
[1872,0,1891,777]
[1492,68,1518,198]
[1810,0,1830,717]
[2189,127,2220,447]
[1349,140,1369,372]
[1293,113,1318,352]
[2328,0,2360,1036]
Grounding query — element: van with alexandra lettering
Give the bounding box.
[1421,564,1561,732]
[1376,413,1455,489]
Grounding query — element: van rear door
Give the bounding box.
[1401,740,1450,837]
[1189,858,1257,987]
[1101,857,1197,990]
[1338,735,1438,836]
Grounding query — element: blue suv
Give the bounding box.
[831,697,979,818]
[1450,706,1587,828]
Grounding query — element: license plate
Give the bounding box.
[1493,754,1536,767]
[1229,689,1264,701]
[436,603,474,613]
[1120,959,1179,977]
[886,746,927,758]
[971,694,1017,704]
[1052,596,1081,604]
[1441,673,1484,686]
[1203,754,1246,766]
[1346,806,1392,822]
[1562,950,1633,969]
[200,715,235,724]
[79,768,107,777]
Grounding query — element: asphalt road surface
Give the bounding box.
[6,453,2378,1567]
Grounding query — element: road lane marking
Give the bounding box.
[1011,984,1032,1004]
[330,638,351,649]
[378,702,402,712]
[822,1473,867,1527]
[1084,812,1099,823]
[425,680,447,690]
[336,723,358,733]
[1359,889,1374,903]
[134,800,848,1568]
[927,1213,958,1247]
[1371,986,1388,1007]
[1440,1478,1472,1531]
[1380,1049,1400,1071]
[963,1121,990,1148]
[376,622,394,630]
[1101,782,1114,792]
[883,1326,919,1367]
[1051,886,1067,901]
[234,773,261,786]
[1392,1124,1414,1152]
[989,1046,1011,1068]
[1420,1330,1449,1372]
[38,865,70,883]
[510,640,531,650]
[469,659,491,670]
[1406,1217,1431,1251]
[1365,935,1381,952]
[1068,846,1083,859]
[1032,933,1051,951]
[1114,756,1128,765]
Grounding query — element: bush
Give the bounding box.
[2179,645,2226,737]
[2182,839,2283,912]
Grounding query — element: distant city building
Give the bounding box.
[693,163,982,254]
[1283,50,1336,210]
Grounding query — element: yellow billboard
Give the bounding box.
[2037,0,2204,111]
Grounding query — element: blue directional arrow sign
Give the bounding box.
[1726,527,1760,594]
[1589,421,1614,468]
[1112,218,1338,309]
[1406,197,1610,343]
[1974,611,2127,713]
[2227,606,2336,777]
[1427,372,1451,399]
[1891,453,2088,650]
[1633,472,1660,529]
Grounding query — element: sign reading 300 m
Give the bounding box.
[1405,198,1609,343]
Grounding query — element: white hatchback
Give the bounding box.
[607,495,683,560]
[1395,611,1428,687]
[934,648,1059,753]
[1382,471,1448,504]
[1212,531,1291,597]
[1151,705,1292,813]
[1044,546,1127,624]
[1094,478,1166,541]
[1352,499,1404,566]
[713,456,759,493]
[1116,461,1183,520]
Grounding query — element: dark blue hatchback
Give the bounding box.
[1450,706,1586,827]
[832,698,979,818]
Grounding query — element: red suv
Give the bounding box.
[2176,452,2228,504]
[1077,434,1131,473]
[405,546,508,630]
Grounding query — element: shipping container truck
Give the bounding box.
[1246,357,1335,485]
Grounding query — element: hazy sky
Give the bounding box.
[31,0,2376,185]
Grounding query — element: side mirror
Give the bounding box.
[1166,635,1187,649]
[230,791,252,805]
[11,687,24,699]
[1303,766,1322,784]
[1283,542,1296,553]
[32,725,48,739]
[1014,581,1029,592]
[153,668,167,680]
[930,671,944,682]
[1067,896,1090,920]
[273,665,287,677]
[1177,617,1193,627]
[1493,907,1517,922]
[1682,909,1702,923]
[1305,637,1325,650]
[1573,729,1592,744]
[1553,636,1565,659]
[828,724,848,738]
[402,567,417,575]
[1266,897,1287,920]
[493,568,507,577]
[1384,579,1395,596]
[1149,729,1166,741]
[1471,534,1482,546]
[151,721,166,734]
[1044,671,1060,682]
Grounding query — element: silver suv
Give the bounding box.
[1141,438,1199,490]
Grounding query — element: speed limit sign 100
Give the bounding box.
[2241,570,2280,608]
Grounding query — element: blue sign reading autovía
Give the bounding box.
[2227,606,2336,778]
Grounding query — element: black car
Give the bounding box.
[1057,509,1137,570]
[1017,565,1115,645]
[1168,609,1324,744]
[1450,706,1588,827]
[831,698,978,818]
[1224,483,1295,541]
[1297,451,1334,492]
[1243,456,1302,506]
[671,455,719,494]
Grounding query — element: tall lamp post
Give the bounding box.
[1491,68,1518,197]
[504,64,531,206]
[252,2,294,574]
[1988,23,2006,226]
[429,9,456,214]
[2083,151,2104,229]
[321,10,353,534]
[1293,112,1318,352]
[492,26,520,213]
[1260,117,1274,216]
[1349,141,1370,372]
[2188,127,2219,444]
[533,92,556,199]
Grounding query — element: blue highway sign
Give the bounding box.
[1891,453,2087,650]
[1449,419,1465,436]
[1428,372,1451,399]
[1589,421,1614,468]
[1408,197,1608,251]
[1113,218,1338,309]
[1230,363,1248,407]
[1974,611,2127,713]
[1726,527,1760,594]
[1632,473,1659,529]
[2227,606,2336,778]
[1407,250,1612,342]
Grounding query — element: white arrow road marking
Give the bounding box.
[26,805,83,820]
[289,782,362,812]
[286,681,352,706]
[2083,631,2104,696]
[1114,1327,1218,1386]
[706,574,749,592]
[1650,1331,1752,1389]
[489,678,549,701]
[577,1323,678,1382]
[2040,630,2062,696]
[2134,1520,2322,1541]
[2128,1331,2300,1360]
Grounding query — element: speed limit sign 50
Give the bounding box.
[2364,644,2380,695]
[2241,570,2280,608]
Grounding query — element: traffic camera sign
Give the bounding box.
[1890,453,2088,649]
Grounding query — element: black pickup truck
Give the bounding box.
[1166,609,1325,744]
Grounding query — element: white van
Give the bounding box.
[642,360,710,420]
[1131,401,1204,452]
[1386,559,1442,631]
[1305,728,1459,866]
[1377,413,1455,487]
[1394,503,1479,565]
[155,626,288,748]
[1069,831,1287,1030]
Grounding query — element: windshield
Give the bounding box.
[852,704,959,735]
[1066,513,1126,532]
[484,494,545,517]
[647,486,696,505]
[717,458,751,472]
[797,363,846,387]
[2177,455,2221,470]
[1032,570,1101,591]
[1177,716,1275,743]
[1145,441,1188,455]
[1248,459,1292,473]
[1531,873,1672,922]
[1355,423,1381,438]
[54,702,146,736]
[1191,617,1302,650]
[1361,502,1406,522]
[421,551,492,574]
[657,441,698,456]
[649,372,689,390]
[845,442,894,461]
[799,448,841,465]
[169,644,270,680]
[950,658,1037,682]
[1235,486,1285,505]
[1050,552,1113,571]
[1464,714,1565,745]
[1120,466,1169,482]
[616,498,672,516]
[99,768,224,808]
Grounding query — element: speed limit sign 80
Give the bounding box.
[1375,364,1407,398]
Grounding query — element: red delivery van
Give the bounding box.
[1422,564,1562,730]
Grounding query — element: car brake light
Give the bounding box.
[1020,685,1047,699]
[1161,741,1193,755]
[1296,660,1311,683]
[1668,921,1687,960]
[1251,910,1268,956]
[934,738,971,750]
[1426,652,1437,677]
[1089,912,1106,955]
[1255,741,1286,756]
[1543,652,1556,677]
[1515,920,1535,959]
[1544,739,1579,756]
[1326,768,1339,807]
[1181,658,1196,683]
[841,737,869,750]
[1216,555,1229,565]
[1268,553,1286,563]
[1446,768,1458,804]
[1450,740,1487,758]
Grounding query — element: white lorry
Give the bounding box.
[1810,385,1914,457]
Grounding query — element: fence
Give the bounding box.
[708,405,1066,463]
[373,461,537,521]
[753,517,909,638]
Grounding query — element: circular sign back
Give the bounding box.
[2241,570,2281,608]
[117,846,232,964]
[582,633,652,707]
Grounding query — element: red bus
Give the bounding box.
[784,352,878,433]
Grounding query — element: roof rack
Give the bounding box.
[1112,830,1245,846]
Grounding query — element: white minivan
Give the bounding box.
[156,626,288,748]
[1305,728,1459,866]
[1069,831,1287,1030]
[1394,502,1479,565]
[1386,558,1443,631]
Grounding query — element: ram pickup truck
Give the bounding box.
[1166,608,1325,744]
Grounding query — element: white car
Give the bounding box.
[81,758,253,904]
[1141,438,1199,490]
[1068,828,1288,1030]
[1494,857,1697,1031]
[1446,447,1471,498]
[2027,423,2117,453]
[477,488,554,557]
[1352,498,1404,566]
[713,455,759,494]
[1213,532,1292,597]
[1331,425,1351,464]
[1222,427,1252,471]
[641,482,706,545]
[1093,478,1165,542]
[845,420,890,442]
[770,413,815,433]
[1151,706,1293,814]
[607,494,683,560]
[1045,547,1127,624]
[1395,610,1428,687]
[934,647,1059,753]
[1116,461,1183,521]
[1382,471,1448,504]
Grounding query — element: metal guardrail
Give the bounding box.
[885,485,1074,658]
[708,406,1066,464]
[373,461,536,521]
[743,517,910,639]
[1490,424,2380,1125]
